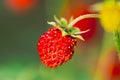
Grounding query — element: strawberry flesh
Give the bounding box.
[37,27,76,68]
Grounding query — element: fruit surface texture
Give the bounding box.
[37,27,76,68]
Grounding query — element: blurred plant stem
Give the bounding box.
[114,31,120,55]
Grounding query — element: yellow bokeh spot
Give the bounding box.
[100,2,120,32]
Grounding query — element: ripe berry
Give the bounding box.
[37,15,98,68]
[38,27,76,68]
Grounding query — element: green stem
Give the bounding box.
[67,14,99,28]
[114,31,120,54]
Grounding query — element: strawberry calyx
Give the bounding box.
[48,14,99,41]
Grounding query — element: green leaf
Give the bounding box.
[60,18,68,28]
[47,21,56,26]
[54,15,61,24]
[71,35,85,41]
[74,29,90,35]
[67,27,80,35]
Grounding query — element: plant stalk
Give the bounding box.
[114,31,120,54]
[68,14,99,28]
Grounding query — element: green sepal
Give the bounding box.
[54,15,61,24]
[67,27,81,35]
[60,18,68,28]
[47,21,57,26]
[71,35,85,41]
[54,16,68,29]
[47,15,90,41]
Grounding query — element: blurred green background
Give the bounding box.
[0,0,118,80]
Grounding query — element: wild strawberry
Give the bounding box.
[37,14,98,68]
[38,27,76,68]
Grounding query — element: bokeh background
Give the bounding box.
[0,0,120,80]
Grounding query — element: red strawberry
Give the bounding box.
[37,15,98,68]
[38,27,76,68]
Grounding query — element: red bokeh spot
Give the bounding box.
[5,0,37,14]
[111,63,120,77]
